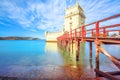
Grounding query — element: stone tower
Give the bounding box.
[63,1,85,32]
[45,1,85,42]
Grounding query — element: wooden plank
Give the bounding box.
[113,56,120,61]
[76,37,120,44]
[99,46,120,69]
[107,71,120,75]
[95,69,120,80]
[100,40,120,44]
[99,71,120,77]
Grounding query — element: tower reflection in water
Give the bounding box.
[45,42,95,79]
[58,42,86,68]
[58,42,95,79]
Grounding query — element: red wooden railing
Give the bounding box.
[57,14,120,79]
[57,14,120,41]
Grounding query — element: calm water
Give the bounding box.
[0,40,120,79]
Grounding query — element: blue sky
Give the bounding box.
[0,0,120,39]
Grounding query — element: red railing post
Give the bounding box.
[75,29,77,37]
[82,26,84,37]
[66,33,68,39]
[69,32,70,38]
[70,30,72,38]
[92,29,94,37]
[103,28,106,37]
[82,26,85,41]
[84,30,86,37]
[79,28,81,37]
[96,22,99,39]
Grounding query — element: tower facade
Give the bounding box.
[45,1,85,42]
[63,1,85,32]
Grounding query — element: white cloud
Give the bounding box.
[26,0,66,31]
[79,0,120,24]
[0,0,120,34]
[1,1,33,28]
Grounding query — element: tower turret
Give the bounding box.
[63,1,85,32]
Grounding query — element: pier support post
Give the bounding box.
[60,40,62,48]
[89,42,93,68]
[76,39,80,61]
[65,40,68,50]
[90,42,92,60]
[95,40,101,77]
[71,39,73,53]
[67,39,70,52]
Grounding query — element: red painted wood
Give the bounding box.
[75,29,77,37]
[92,29,94,37]
[96,22,99,39]
[103,28,106,37]
[57,13,120,43]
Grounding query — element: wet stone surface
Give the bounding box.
[0,65,100,80]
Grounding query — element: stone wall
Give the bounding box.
[45,31,63,42]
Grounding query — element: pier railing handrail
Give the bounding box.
[57,14,120,79]
[57,14,120,40]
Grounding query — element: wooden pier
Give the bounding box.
[57,14,120,80]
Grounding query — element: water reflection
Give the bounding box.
[58,42,86,66]
[45,41,95,79]
[58,41,96,79]
[45,42,58,53]
[45,41,120,79]
[0,41,66,80]
[1,40,119,79]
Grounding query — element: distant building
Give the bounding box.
[45,31,63,42]
[111,33,118,37]
[45,1,85,42]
